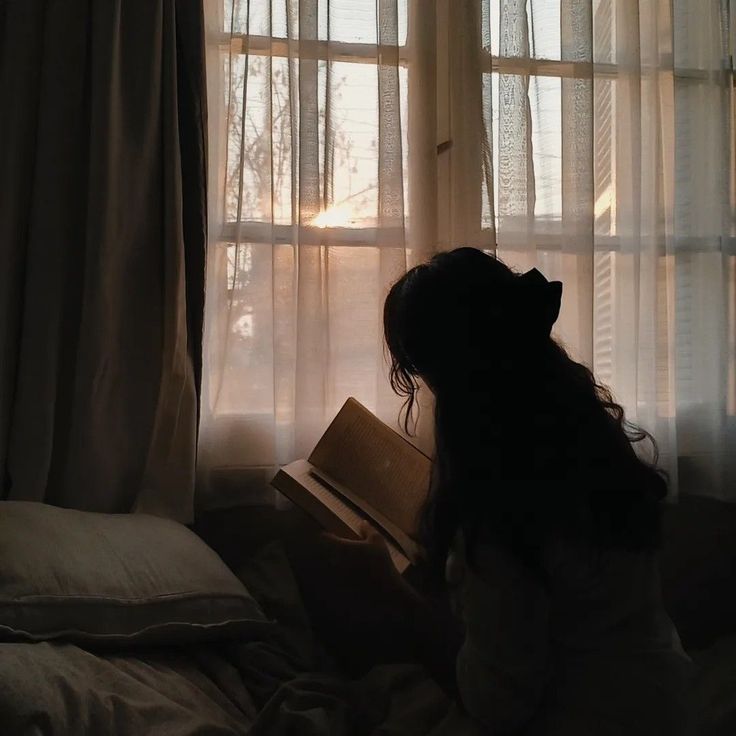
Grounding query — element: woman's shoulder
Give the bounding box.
[447,529,661,592]
[446,530,548,593]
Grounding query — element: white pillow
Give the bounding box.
[0,501,265,645]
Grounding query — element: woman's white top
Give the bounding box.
[446,532,693,735]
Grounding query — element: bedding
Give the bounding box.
[0,502,264,645]
[689,634,736,736]
[0,541,480,735]
[0,536,730,735]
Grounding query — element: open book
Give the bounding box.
[270,398,432,572]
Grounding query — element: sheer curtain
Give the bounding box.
[201,0,734,507]
[461,0,735,498]
[199,0,423,506]
[437,0,736,498]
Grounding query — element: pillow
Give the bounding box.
[0,501,265,646]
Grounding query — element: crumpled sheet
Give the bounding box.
[688,634,736,736]
[0,541,484,735]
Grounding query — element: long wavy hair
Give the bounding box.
[384,248,667,575]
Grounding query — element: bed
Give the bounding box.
[0,533,475,735]
[0,498,733,735]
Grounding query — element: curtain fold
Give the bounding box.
[0,0,207,522]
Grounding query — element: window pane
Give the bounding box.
[483,0,500,57]
[529,74,562,221]
[673,0,725,71]
[482,72,562,231]
[210,243,393,417]
[223,53,407,228]
[487,0,562,60]
[593,0,615,64]
[224,55,294,225]
[329,61,381,225]
[213,242,275,416]
[528,0,561,60]
[226,0,281,36]
[674,79,730,245]
[225,0,407,44]
[321,0,408,45]
[327,61,407,227]
[593,76,616,237]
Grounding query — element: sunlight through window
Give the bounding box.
[311,203,356,229]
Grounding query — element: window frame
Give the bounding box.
[213,25,411,249]
[217,2,734,256]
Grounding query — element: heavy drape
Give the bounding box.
[0,0,208,522]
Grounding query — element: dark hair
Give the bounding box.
[384,248,666,575]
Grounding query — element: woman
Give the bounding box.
[298,248,692,735]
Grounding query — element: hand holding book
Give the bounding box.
[288,519,462,688]
[272,399,459,679]
[288,519,421,672]
[271,398,432,572]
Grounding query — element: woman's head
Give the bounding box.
[384,248,562,427]
[383,248,666,571]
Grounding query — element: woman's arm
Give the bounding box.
[452,538,551,734]
[404,581,464,694]
[286,523,463,685]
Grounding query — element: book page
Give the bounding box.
[308,398,432,537]
[284,460,366,534]
[273,460,411,573]
[310,467,420,561]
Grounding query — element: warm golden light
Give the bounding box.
[311,203,354,228]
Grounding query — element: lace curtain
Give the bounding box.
[199,0,418,506]
[201,0,734,507]
[471,0,735,498]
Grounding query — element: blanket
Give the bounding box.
[3,539,733,735]
[0,542,482,735]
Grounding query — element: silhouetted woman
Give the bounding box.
[378,248,692,735]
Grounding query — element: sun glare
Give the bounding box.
[311,203,354,228]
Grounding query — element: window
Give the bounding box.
[203,0,413,470]
[203,0,735,497]
[215,2,409,237]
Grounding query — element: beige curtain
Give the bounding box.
[459,0,735,498]
[202,0,735,506]
[0,0,207,522]
[199,0,421,506]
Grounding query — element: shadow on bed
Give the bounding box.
[196,492,736,654]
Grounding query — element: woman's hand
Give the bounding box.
[288,522,420,672]
[319,521,407,596]
[305,521,415,622]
